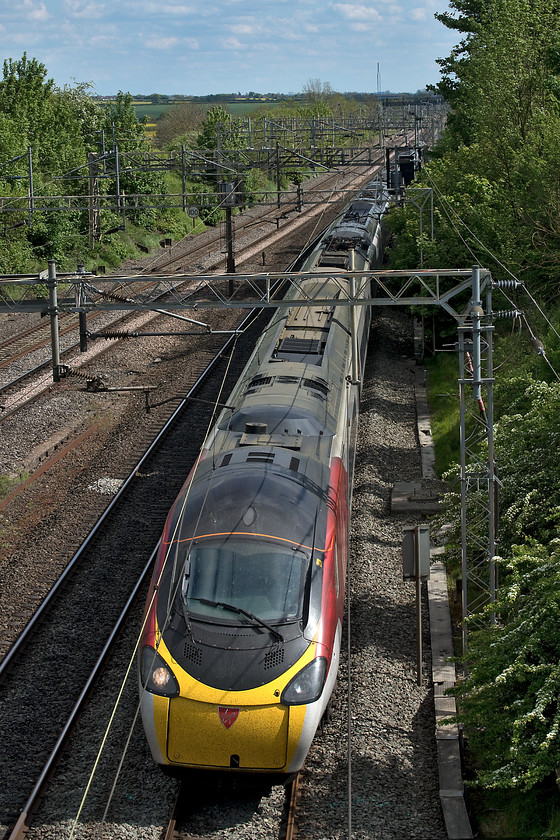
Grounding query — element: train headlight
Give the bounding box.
[281,657,327,706]
[140,646,180,697]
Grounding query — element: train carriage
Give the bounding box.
[139,179,390,777]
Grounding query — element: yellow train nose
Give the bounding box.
[167,697,289,769]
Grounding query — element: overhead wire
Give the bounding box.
[424,169,560,381]
[69,333,241,838]
[492,315,524,372]
[72,207,339,827]
[521,314,560,382]
[134,164,352,281]
[70,163,395,831]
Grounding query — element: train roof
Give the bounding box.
[169,446,330,550]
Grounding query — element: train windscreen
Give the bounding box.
[182,539,309,623]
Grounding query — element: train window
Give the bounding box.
[182,539,309,624]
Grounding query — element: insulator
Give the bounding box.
[66,368,89,380]
[492,279,524,289]
[492,309,523,319]
[98,289,133,304]
[95,330,131,339]
[531,337,545,355]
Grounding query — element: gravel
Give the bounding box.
[294,308,445,840]
[1,171,448,838]
[17,308,446,840]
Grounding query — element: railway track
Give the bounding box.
[0,304,266,838]
[1,310,450,840]
[1,285,308,839]
[0,147,450,839]
[0,144,412,416]
[163,773,301,839]
[0,157,384,392]
[0,176,371,663]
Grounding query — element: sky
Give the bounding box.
[0,0,459,97]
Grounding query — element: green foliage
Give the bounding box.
[57,81,105,153]
[432,376,560,574]
[154,101,204,149]
[394,0,560,805]
[26,207,81,263]
[242,168,277,206]
[455,541,560,790]
[0,53,54,143]
[425,352,461,474]
[470,781,560,837]
[396,0,560,297]
[420,82,560,799]
[494,381,560,546]
[196,105,244,150]
[389,146,524,282]
[0,55,177,271]
[102,90,147,143]
[0,234,36,273]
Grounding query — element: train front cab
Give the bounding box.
[140,631,339,776]
[140,452,347,775]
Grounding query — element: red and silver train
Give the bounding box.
[139,179,390,778]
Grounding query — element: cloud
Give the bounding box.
[144,35,179,49]
[12,30,43,43]
[158,3,195,13]
[131,1,195,14]
[64,0,106,18]
[410,6,427,19]
[331,3,381,21]
[231,23,257,35]
[89,33,120,47]
[23,0,50,21]
[222,36,244,49]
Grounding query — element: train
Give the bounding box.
[138,177,391,779]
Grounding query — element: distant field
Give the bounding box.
[133,103,178,121]
[226,101,282,116]
[132,100,282,121]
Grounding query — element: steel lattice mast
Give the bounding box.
[458,267,498,655]
[1,263,503,651]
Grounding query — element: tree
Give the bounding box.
[196,105,243,150]
[493,381,560,547]
[0,53,54,128]
[413,0,560,294]
[302,78,334,102]
[102,90,146,146]
[0,53,57,168]
[155,101,205,148]
[431,0,491,144]
[57,81,104,152]
[0,55,100,175]
[454,541,560,790]
[415,0,560,797]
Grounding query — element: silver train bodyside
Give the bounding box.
[138,178,391,777]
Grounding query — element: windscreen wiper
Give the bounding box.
[191,597,284,642]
